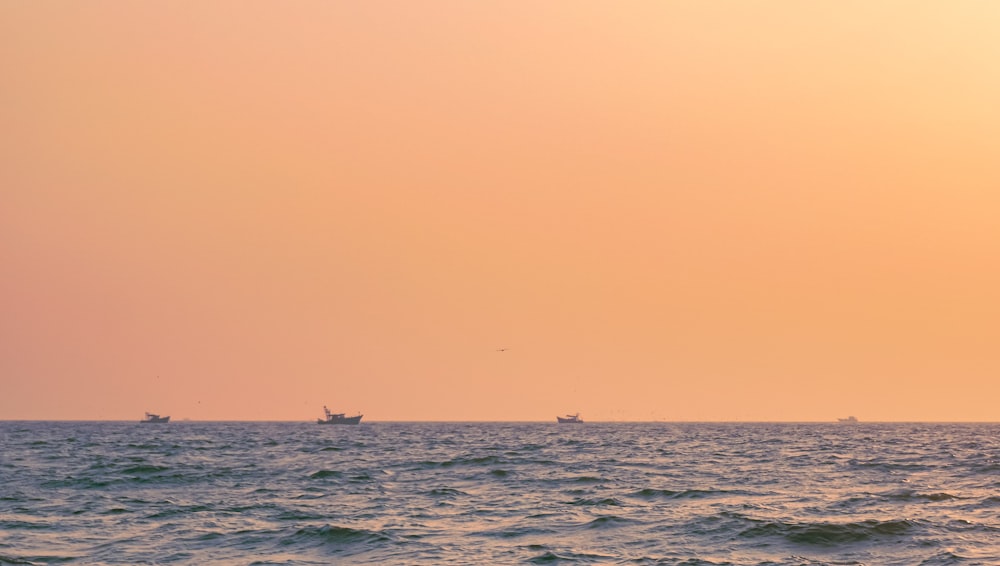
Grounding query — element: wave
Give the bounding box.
[739,518,915,545]
[0,555,73,565]
[480,525,556,539]
[847,459,929,472]
[415,455,506,469]
[144,504,212,519]
[125,443,163,450]
[0,520,53,531]
[308,469,342,479]
[41,476,115,489]
[465,455,504,465]
[284,524,394,549]
[122,464,170,474]
[880,489,960,502]
[528,551,577,564]
[276,510,329,521]
[971,461,1000,473]
[568,497,623,506]
[290,494,325,502]
[632,488,736,500]
[0,496,36,502]
[918,549,978,565]
[427,487,466,497]
[527,549,616,563]
[582,515,635,529]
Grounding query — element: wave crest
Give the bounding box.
[740,518,915,545]
[633,488,731,499]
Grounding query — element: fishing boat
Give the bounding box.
[838,416,859,423]
[557,413,583,424]
[317,406,363,425]
[141,412,170,424]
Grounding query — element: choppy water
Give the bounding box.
[1,422,999,565]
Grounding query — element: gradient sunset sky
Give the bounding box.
[2,2,998,421]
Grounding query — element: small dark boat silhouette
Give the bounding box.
[317,405,362,425]
[557,413,583,424]
[141,412,170,424]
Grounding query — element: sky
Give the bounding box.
[2,2,999,421]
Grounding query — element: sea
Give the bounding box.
[1,422,998,565]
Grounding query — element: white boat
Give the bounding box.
[317,405,363,425]
[557,413,583,424]
[141,412,170,424]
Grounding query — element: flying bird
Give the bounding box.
[496,348,510,352]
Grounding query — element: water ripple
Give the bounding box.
[1,422,998,564]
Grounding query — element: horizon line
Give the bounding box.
[2,419,999,424]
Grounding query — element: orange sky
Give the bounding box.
[2,2,998,421]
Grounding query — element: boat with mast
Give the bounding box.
[557,413,583,424]
[317,405,363,425]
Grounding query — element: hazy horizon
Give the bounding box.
[4,419,999,424]
[3,2,999,422]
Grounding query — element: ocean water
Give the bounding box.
[1,422,998,565]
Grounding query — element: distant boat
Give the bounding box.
[838,416,859,423]
[317,405,363,425]
[141,412,170,424]
[557,413,583,424]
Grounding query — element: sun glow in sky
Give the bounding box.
[2,2,999,421]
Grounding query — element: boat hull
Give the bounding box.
[557,417,583,423]
[317,415,362,425]
[141,416,170,423]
